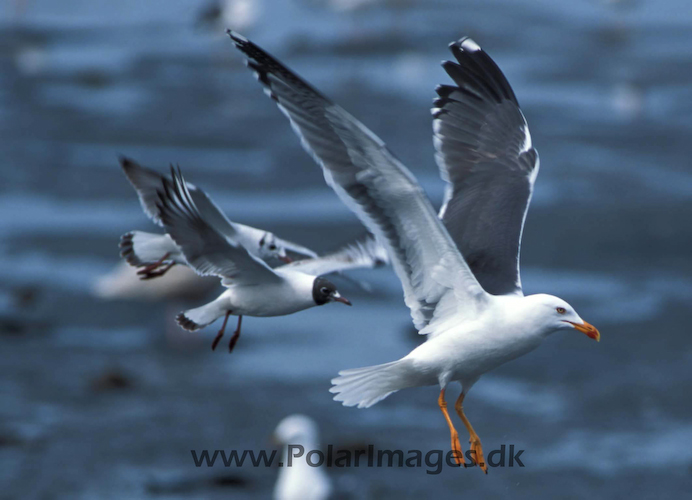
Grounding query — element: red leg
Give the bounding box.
[139,261,176,280]
[228,316,243,353]
[211,311,231,351]
[137,253,173,280]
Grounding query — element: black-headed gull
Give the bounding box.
[230,32,600,472]
[119,157,318,279]
[154,166,389,353]
[273,415,332,500]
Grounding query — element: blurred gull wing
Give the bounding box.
[229,31,487,330]
[157,166,281,285]
[433,38,540,296]
[120,156,240,240]
[275,237,319,260]
[280,235,388,277]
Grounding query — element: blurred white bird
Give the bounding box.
[196,0,260,33]
[93,261,216,302]
[273,415,332,500]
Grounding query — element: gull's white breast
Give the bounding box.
[407,295,546,386]
[223,270,316,317]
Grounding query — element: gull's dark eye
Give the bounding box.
[320,287,330,295]
[269,244,277,251]
[556,307,566,314]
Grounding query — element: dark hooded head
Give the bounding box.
[312,277,351,306]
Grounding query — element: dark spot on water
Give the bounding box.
[90,369,133,392]
[210,474,248,488]
[0,316,27,336]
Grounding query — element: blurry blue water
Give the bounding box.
[1,0,691,498]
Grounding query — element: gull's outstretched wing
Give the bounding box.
[156,166,280,285]
[275,237,319,261]
[120,157,319,261]
[230,31,487,331]
[281,235,388,277]
[433,38,539,296]
[120,157,240,239]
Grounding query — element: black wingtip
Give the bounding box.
[119,155,138,171]
[176,312,201,332]
[119,232,142,266]
[440,36,518,106]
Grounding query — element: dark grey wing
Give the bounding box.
[156,166,280,285]
[120,156,239,239]
[230,32,487,331]
[433,38,539,296]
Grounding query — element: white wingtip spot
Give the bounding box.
[230,31,248,43]
[461,38,481,52]
[520,124,532,154]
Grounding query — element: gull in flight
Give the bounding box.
[230,32,600,472]
[154,166,388,353]
[119,157,318,279]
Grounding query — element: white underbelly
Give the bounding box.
[410,325,543,385]
[225,283,315,317]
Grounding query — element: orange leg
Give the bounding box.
[438,388,465,466]
[455,392,487,474]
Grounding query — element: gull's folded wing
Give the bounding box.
[230,32,487,330]
[433,38,539,296]
[156,166,280,285]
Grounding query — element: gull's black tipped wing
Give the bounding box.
[433,38,539,296]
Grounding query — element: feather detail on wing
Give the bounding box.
[281,235,388,277]
[432,38,539,296]
[156,166,280,285]
[230,31,487,330]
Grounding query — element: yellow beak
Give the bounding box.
[567,320,600,342]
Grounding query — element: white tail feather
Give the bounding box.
[120,231,182,267]
[330,359,411,408]
[177,295,229,331]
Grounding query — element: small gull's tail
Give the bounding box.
[176,295,229,332]
[119,231,181,267]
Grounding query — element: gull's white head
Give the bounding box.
[523,294,600,341]
[274,414,320,445]
[258,232,290,262]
